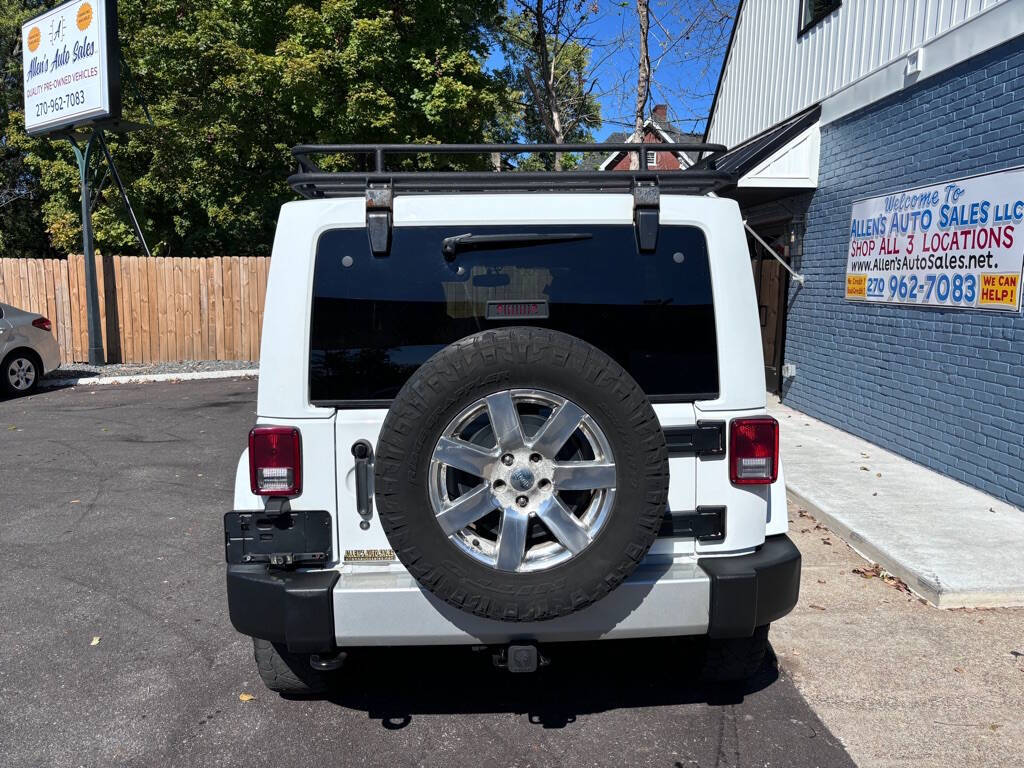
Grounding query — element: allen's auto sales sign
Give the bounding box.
[22,0,119,136]
[846,167,1024,312]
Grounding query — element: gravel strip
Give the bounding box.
[48,360,258,380]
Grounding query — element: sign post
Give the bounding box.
[68,131,105,364]
[22,0,121,364]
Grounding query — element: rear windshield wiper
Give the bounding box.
[442,232,592,261]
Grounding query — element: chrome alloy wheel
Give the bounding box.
[428,389,616,573]
[7,357,36,391]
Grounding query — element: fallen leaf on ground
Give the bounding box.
[90,636,100,646]
[859,465,869,471]
[817,579,826,584]
[954,667,964,673]
[852,564,912,594]
[990,724,1001,731]
[875,472,882,478]
[238,693,255,702]
[809,604,826,611]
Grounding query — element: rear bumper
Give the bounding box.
[698,534,801,638]
[25,327,61,374]
[226,534,800,649]
[226,565,339,653]
[38,333,61,374]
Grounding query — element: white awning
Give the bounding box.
[736,122,819,190]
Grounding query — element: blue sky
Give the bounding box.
[487,1,738,141]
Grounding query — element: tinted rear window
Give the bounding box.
[309,224,718,404]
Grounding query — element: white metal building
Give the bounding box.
[708,0,1018,152]
[699,0,1024,509]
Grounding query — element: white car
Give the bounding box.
[1,302,60,396]
[225,143,800,694]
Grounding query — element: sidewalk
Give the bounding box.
[769,398,1024,608]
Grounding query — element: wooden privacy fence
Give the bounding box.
[0,254,270,364]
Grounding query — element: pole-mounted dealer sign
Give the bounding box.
[22,0,120,136]
[21,1,126,365]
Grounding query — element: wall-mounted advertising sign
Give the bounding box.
[846,167,1024,312]
[22,0,120,136]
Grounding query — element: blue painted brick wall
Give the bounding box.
[782,35,1024,509]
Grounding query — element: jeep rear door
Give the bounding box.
[309,202,719,559]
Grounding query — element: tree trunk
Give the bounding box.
[551,108,564,171]
[630,0,651,171]
[534,0,564,171]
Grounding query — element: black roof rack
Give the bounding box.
[288,143,732,199]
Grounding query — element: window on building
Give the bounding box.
[646,150,657,167]
[800,0,840,34]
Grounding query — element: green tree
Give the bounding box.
[498,0,602,170]
[1,0,508,258]
[0,0,55,259]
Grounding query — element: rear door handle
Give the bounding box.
[351,440,375,529]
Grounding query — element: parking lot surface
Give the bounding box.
[0,379,854,768]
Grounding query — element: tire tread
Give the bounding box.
[375,327,670,623]
[253,638,330,694]
[700,625,771,682]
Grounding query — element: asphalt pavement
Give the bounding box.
[0,379,855,768]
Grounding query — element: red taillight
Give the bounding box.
[729,417,779,485]
[249,426,302,496]
[32,317,52,332]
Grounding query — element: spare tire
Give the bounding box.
[374,327,669,622]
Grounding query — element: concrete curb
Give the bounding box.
[785,486,941,606]
[786,485,1024,609]
[41,368,258,389]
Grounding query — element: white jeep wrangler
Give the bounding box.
[225,143,800,694]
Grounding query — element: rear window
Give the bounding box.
[309,224,718,405]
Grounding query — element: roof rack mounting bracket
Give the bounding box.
[366,185,393,257]
[633,182,660,252]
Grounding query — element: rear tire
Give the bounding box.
[2,350,41,396]
[253,638,332,695]
[700,625,771,682]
